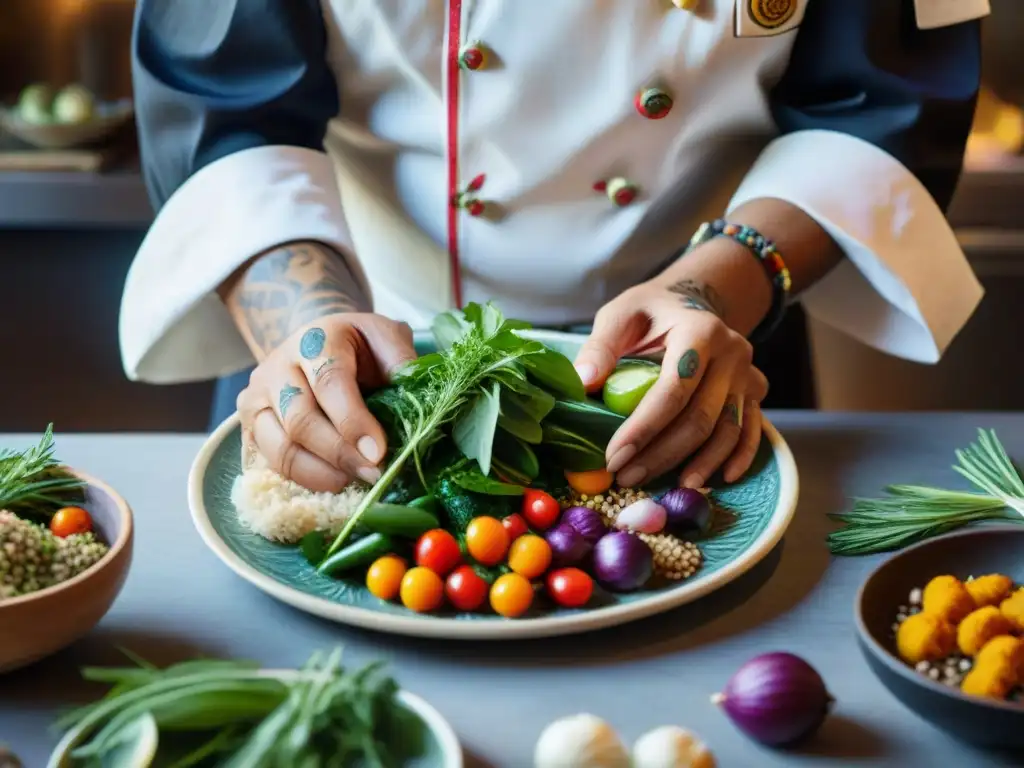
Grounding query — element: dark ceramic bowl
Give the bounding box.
[855,526,1024,750]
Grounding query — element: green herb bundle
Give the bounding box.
[321,303,626,562]
[54,647,424,768]
[828,429,1024,556]
[0,423,84,520]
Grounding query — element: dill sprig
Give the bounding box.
[828,429,1024,556]
[0,423,85,520]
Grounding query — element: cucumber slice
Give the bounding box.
[602,362,659,416]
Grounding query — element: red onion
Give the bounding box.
[560,506,607,545]
[659,488,713,536]
[545,523,591,567]
[712,652,834,747]
[590,531,653,592]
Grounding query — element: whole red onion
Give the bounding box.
[544,523,591,567]
[712,652,834,747]
[591,531,653,592]
[560,506,607,545]
[659,487,712,536]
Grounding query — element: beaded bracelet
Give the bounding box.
[685,218,792,344]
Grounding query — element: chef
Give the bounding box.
[120,0,988,493]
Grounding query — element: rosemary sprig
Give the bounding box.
[0,423,85,519]
[827,429,1024,556]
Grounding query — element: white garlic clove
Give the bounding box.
[534,713,631,768]
[615,499,667,534]
[632,725,716,768]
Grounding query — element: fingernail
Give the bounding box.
[617,465,647,488]
[357,465,382,484]
[607,444,636,473]
[575,363,597,386]
[682,473,703,489]
[357,436,381,464]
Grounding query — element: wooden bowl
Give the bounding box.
[0,99,133,150]
[0,470,133,673]
[855,526,1024,750]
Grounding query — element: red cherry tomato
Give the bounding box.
[49,506,93,538]
[502,513,529,541]
[522,489,560,531]
[414,529,461,576]
[546,567,594,608]
[445,565,489,612]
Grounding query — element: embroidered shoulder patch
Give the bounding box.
[734,0,806,38]
[913,0,990,29]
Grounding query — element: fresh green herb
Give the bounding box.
[828,429,1024,556]
[54,647,425,768]
[0,423,85,520]
[320,303,584,565]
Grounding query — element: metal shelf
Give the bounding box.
[0,167,152,229]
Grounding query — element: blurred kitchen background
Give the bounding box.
[0,0,1022,432]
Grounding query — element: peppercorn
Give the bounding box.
[897,612,956,665]
[922,575,976,624]
[965,574,1014,608]
[958,606,1015,656]
[1000,588,1024,632]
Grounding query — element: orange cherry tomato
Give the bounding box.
[366,555,407,601]
[522,489,560,531]
[564,468,614,497]
[399,566,445,613]
[546,567,594,608]
[507,534,553,580]
[445,565,489,612]
[414,529,462,576]
[49,506,93,538]
[465,516,510,566]
[490,572,534,618]
[502,513,529,541]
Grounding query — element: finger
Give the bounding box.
[606,323,712,472]
[723,400,763,483]
[252,408,349,493]
[350,317,418,384]
[271,368,382,484]
[745,366,769,404]
[297,329,390,471]
[677,393,744,489]
[615,355,737,487]
[573,305,648,392]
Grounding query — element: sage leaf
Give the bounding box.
[493,432,540,482]
[449,469,525,496]
[453,381,501,476]
[498,391,543,444]
[521,347,586,401]
[431,312,469,350]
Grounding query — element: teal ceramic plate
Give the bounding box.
[47,689,462,768]
[188,331,799,640]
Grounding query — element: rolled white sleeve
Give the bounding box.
[728,129,983,364]
[119,145,362,384]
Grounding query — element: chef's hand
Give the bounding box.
[574,283,769,489]
[236,313,416,493]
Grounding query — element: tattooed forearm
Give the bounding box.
[219,242,369,357]
[666,279,726,318]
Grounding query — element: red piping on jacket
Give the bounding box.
[445,0,465,309]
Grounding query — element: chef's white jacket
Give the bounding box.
[119,0,990,384]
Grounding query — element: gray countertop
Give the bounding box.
[2,412,1024,768]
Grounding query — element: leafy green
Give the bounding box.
[492,431,540,485]
[453,380,502,475]
[828,429,1024,555]
[448,469,524,496]
[57,648,424,768]
[0,423,85,520]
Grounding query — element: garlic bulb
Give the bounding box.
[632,726,716,768]
[534,714,631,768]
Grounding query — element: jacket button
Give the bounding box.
[459,43,488,71]
[635,87,673,119]
[594,177,639,207]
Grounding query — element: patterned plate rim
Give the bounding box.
[188,406,799,640]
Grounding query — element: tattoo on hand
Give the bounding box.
[299,327,327,360]
[666,279,725,318]
[279,385,302,417]
[723,402,740,425]
[678,349,700,379]
[233,244,367,354]
[312,357,335,381]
